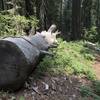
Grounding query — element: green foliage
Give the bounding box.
[80,81,100,100]
[0,13,38,36]
[19,96,25,100]
[92,80,100,95]
[36,38,95,80]
[84,26,98,43]
[29,16,38,27]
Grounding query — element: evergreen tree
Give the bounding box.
[72,0,81,40]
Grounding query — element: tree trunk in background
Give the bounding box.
[96,0,100,42]
[1,0,4,10]
[82,0,92,28]
[96,0,100,28]
[61,0,72,40]
[72,0,81,40]
[25,0,34,16]
[40,0,47,30]
[15,0,26,15]
[96,0,100,27]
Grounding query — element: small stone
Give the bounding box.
[51,91,55,94]
[51,83,56,90]
[69,97,72,100]
[72,94,76,98]
[69,79,72,84]
[59,87,62,92]
[42,82,49,90]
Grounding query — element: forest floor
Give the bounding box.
[0,74,91,100]
[0,40,100,100]
[14,54,99,100]
[17,74,91,100]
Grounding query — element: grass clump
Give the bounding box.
[37,38,95,80]
[80,80,100,100]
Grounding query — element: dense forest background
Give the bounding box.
[0,0,100,42]
[0,1,100,99]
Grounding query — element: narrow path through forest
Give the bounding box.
[93,55,100,80]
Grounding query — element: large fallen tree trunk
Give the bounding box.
[0,25,59,91]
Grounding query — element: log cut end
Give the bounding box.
[0,40,28,91]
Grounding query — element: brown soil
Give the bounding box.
[93,55,100,80]
[0,73,91,100]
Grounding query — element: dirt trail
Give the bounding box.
[93,55,100,80]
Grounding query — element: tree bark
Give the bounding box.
[25,0,34,16]
[82,0,92,28]
[72,0,81,40]
[1,0,4,10]
[0,25,58,91]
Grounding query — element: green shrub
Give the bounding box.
[80,81,100,100]
[0,13,38,36]
[36,38,95,80]
[84,26,98,43]
[92,80,100,95]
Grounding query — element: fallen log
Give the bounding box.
[85,42,100,54]
[0,25,59,91]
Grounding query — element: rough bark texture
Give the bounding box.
[72,0,81,40]
[0,25,58,91]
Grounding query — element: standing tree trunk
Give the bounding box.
[1,0,4,10]
[82,0,92,28]
[96,0,100,42]
[72,0,81,40]
[25,0,34,16]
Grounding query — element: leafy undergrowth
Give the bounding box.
[0,13,38,37]
[36,38,95,80]
[80,80,100,100]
